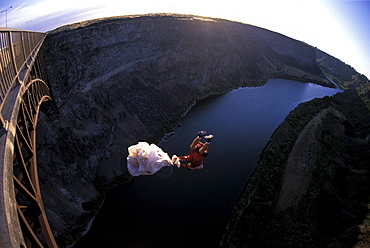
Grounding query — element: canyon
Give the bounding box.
[37,14,369,246]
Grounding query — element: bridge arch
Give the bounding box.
[1,29,59,248]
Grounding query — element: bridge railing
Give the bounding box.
[0,28,59,248]
[0,29,46,123]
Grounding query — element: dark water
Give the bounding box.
[74,79,342,248]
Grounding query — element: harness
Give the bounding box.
[187,143,208,167]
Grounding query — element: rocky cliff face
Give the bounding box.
[38,14,340,244]
[316,49,369,89]
[222,89,370,247]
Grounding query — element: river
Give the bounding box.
[74,78,342,248]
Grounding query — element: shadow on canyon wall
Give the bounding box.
[37,14,369,246]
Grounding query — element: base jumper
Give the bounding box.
[127,131,214,176]
[172,131,214,170]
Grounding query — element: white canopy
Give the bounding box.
[127,142,177,176]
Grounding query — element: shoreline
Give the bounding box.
[220,88,370,247]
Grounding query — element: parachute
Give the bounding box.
[127,142,179,176]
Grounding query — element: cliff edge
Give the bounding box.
[221,86,370,247]
[37,14,364,246]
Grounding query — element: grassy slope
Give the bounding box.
[221,54,370,248]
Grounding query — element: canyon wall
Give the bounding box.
[221,88,370,247]
[38,14,346,244]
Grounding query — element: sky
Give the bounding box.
[1,0,369,79]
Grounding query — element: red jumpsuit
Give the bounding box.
[180,143,208,168]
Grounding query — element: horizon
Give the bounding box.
[1,0,369,79]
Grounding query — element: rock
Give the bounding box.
[222,89,370,248]
[36,13,346,244]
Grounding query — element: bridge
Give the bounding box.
[0,28,59,248]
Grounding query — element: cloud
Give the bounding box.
[6,0,106,31]
[2,0,369,78]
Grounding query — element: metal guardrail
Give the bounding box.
[1,29,45,102]
[0,28,58,248]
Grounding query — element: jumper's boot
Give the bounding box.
[204,134,214,143]
[197,130,207,138]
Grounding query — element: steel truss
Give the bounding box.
[14,79,58,248]
[1,29,59,248]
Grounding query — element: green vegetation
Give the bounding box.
[357,80,370,111]
[222,97,330,247]
[221,88,370,248]
[316,49,369,90]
